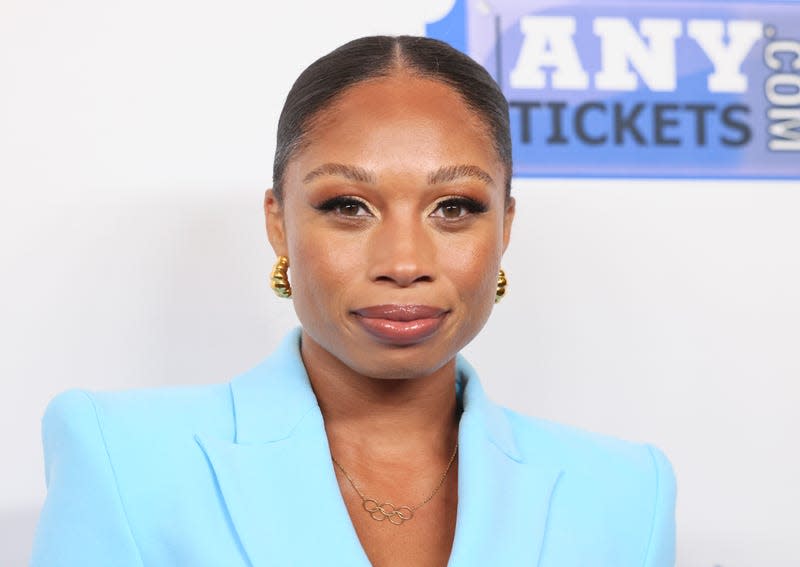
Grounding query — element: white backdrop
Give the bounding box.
[1,1,799,566]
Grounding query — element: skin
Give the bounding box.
[264,70,515,567]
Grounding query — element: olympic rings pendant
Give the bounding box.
[363,499,414,525]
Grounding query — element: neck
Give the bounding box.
[300,331,460,462]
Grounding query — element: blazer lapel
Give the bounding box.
[196,329,561,567]
[196,330,371,567]
[447,357,563,567]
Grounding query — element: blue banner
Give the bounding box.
[427,0,800,178]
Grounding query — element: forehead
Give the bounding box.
[287,74,500,180]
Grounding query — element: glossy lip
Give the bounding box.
[351,304,448,346]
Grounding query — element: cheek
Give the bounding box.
[438,229,502,304]
[284,220,366,324]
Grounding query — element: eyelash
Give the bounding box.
[313,196,488,220]
[432,197,488,218]
[314,196,372,216]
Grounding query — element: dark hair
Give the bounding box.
[272,35,512,201]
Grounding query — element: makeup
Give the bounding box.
[352,304,448,346]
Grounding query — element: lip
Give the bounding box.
[352,304,448,346]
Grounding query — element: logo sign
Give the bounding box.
[426,0,800,178]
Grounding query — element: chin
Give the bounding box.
[350,357,452,381]
[300,313,485,381]
[341,333,465,381]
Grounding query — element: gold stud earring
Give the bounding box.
[270,255,291,298]
[495,268,507,303]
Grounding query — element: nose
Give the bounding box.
[367,211,435,288]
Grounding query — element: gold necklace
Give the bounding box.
[331,441,459,526]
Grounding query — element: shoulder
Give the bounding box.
[39,383,236,525]
[35,383,240,565]
[40,383,235,481]
[504,408,676,566]
[505,407,673,479]
[43,382,234,444]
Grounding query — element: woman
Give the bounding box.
[31,36,676,567]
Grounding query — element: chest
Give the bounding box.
[339,470,459,567]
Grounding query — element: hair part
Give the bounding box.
[272,35,512,202]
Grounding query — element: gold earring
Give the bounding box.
[270,256,291,298]
[495,268,507,303]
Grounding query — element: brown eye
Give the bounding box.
[338,202,363,216]
[315,196,372,217]
[430,197,488,220]
[440,202,464,219]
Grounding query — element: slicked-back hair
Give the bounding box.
[272,35,512,202]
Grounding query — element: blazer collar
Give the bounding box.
[229,327,522,460]
[228,328,318,444]
[196,328,562,567]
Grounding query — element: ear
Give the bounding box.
[264,189,288,257]
[501,196,515,253]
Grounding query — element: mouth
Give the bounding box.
[351,304,449,346]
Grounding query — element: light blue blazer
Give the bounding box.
[31,329,676,566]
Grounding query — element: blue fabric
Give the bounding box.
[31,328,676,566]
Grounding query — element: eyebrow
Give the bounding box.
[428,164,494,186]
[303,163,376,184]
[302,162,494,186]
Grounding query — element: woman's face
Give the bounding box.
[265,72,514,380]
